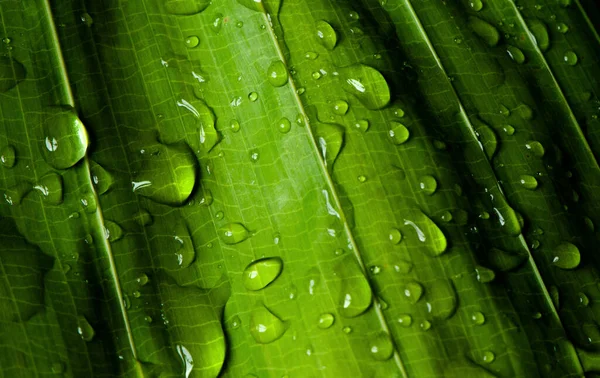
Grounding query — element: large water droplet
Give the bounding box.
[105,220,124,242]
[336,255,372,318]
[315,20,337,50]
[77,315,95,341]
[132,141,197,206]
[339,64,390,110]
[369,332,394,361]
[315,122,344,173]
[33,172,63,205]
[164,0,211,15]
[90,161,114,195]
[318,313,335,329]
[267,60,288,87]
[0,145,16,167]
[468,17,499,46]
[243,257,283,291]
[0,56,26,92]
[552,242,580,269]
[42,108,89,169]
[403,210,447,256]
[249,305,287,344]
[218,223,250,245]
[418,175,437,195]
[528,19,550,52]
[388,122,410,145]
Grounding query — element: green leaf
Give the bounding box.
[1,0,600,377]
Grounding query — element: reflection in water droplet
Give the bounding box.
[231,315,241,329]
[105,220,124,242]
[471,311,486,325]
[420,320,431,331]
[388,228,402,244]
[481,350,495,364]
[525,140,545,157]
[469,0,483,11]
[0,145,16,167]
[267,60,288,87]
[243,257,283,291]
[90,161,114,195]
[42,108,89,169]
[0,56,26,92]
[552,242,580,269]
[316,20,337,50]
[219,223,250,245]
[230,119,241,133]
[250,305,287,344]
[354,120,369,132]
[318,313,335,329]
[369,332,394,361]
[336,255,372,318]
[476,266,495,283]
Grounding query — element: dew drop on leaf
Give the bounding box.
[471,311,486,325]
[231,315,241,329]
[184,35,200,48]
[134,209,153,227]
[552,242,580,269]
[343,326,352,334]
[336,255,372,318]
[528,19,550,52]
[105,220,123,242]
[305,51,318,60]
[403,210,447,256]
[519,175,538,190]
[318,313,335,329]
[339,64,390,110]
[230,119,241,133]
[248,92,259,102]
[243,257,283,291]
[267,60,288,87]
[211,13,224,34]
[277,117,291,134]
[164,0,211,15]
[468,17,500,46]
[579,292,590,307]
[420,320,431,331]
[77,315,95,342]
[403,281,424,304]
[42,108,89,170]
[219,223,250,245]
[469,0,483,11]
[315,20,337,50]
[525,140,545,157]
[418,175,438,195]
[369,332,394,361]
[388,228,402,244]
[563,50,578,66]
[475,266,495,283]
[0,56,26,92]
[354,119,369,132]
[488,247,527,272]
[388,122,410,145]
[0,145,16,167]
[398,314,412,327]
[90,161,114,195]
[136,273,149,286]
[249,305,287,344]
[80,191,97,214]
[481,350,495,363]
[557,22,569,34]
[34,172,63,205]
[333,100,349,115]
[503,125,515,135]
[507,45,526,64]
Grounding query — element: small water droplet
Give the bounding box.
[250,305,287,344]
[342,326,352,334]
[136,273,149,286]
[388,228,402,244]
[519,175,538,190]
[231,315,241,329]
[357,175,367,183]
[397,314,412,327]
[305,51,319,60]
[552,242,580,269]
[563,50,578,66]
[250,150,259,162]
[388,122,410,145]
[230,119,241,133]
[105,220,123,242]
[404,281,424,304]
[267,60,288,87]
[579,292,590,307]
[471,311,486,325]
[277,117,291,134]
[243,257,283,291]
[469,0,483,11]
[248,92,259,102]
[525,140,545,157]
[0,145,16,167]
[420,320,431,331]
[77,315,95,341]
[482,350,495,363]
[211,13,224,33]
[507,45,526,64]
[354,119,369,132]
[333,100,349,115]
[318,313,335,329]
[316,20,337,50]
[296,87,305,95]
[403,211,447,256]
[557,22,569,34]
[468,17,500,46]
[184,35,200,48]
[219,223,250,244]
[418,175,437,195]
[369,332,394,361]
[503,125,515,135]
[312,71,322,80]
[369,265,381,275]
[476,266,495,283]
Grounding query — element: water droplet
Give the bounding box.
[136,273,149,286]
[80,191,97,214]
[519,175,538,190]
[316,20,337,50]
[579,292,590,307]
[557,22,569,34]
[525,140,545,157]
[215,211,224,220]
[305,51,318,60]
[318,313,335,329]
[584,216,594,231]
[503,125,515,135]
[42,108,89,169]
[369,265,381,275]
[249,305,287,344]
[515,103,534,120]
[468,17,500,46]
[105,220,123,242]
[354,119,369,132]
[231,315,241,329]
[388,122,410,145]
[388,228,402,244]
[528,19,549,51]
[418,175,437,195]
[563,50,578,66]
[33,172,63,205]
[250,150,259,162]
[236,21,244,28]
[339,64,390,110]
[343,326,352,334]
[211,13,224,33]
[165,0,211,15]
[185,35,200,48]
[277,117,291,134]
[549,285,560,309]
[482,350,495,363]
[135,209,153,227]
[218,223,250,245]
[469,0,483,11]
[420,320,431,331]
[296,87,305,95]
[267,60,288,87]
[403,281,424,304]
[403,210,447,256]
[312,71,322,80]
[397,314,412,327]
[507,45,526,64]
[230,119,241,133]
[0,145,16,167]
[333,100,349,115]
[498,104,511,117]
[471,311,486,325]
[132,141,197,206]
[132,290,141,298]
[357,175,367,183]
[552,242,580,269]
[337,255,372,318]
[248,92,259,102]
[77,315,95,341]
[243,257,283,291]
[369,332,394,361]
[476,266,495,283]
[0,56,26,92]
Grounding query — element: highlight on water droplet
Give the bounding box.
[557,22,569,34]
[339,64,390,110]
[354,120,369,132]
[249,305,287,344]
[469,0,483,11]
[563,50,578,66]
[34,172,63,205]
[105,220,124,242]
[230,119,241,133]
[243,257,283,291]
[369,332,394,361]
[267,60,288,87]
[41,107,89,169]
[388,122,410,145]
[218,223,250,245]
[0,145,16,167]
[552,242,580,270]
[318,313,335,329]
[528,19,549,52]
[315,20,337,50]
